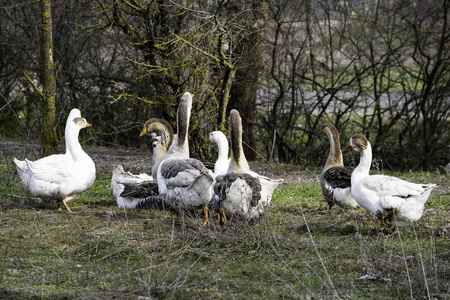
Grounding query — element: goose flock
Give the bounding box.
[12,92,436,231]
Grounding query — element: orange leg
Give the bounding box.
[203,206,209,226]
[381,207,399,226]
[61,199,74,213]
[218,200,227,227]
[381,210,393,226]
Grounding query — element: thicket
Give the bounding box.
[0,0,448,170]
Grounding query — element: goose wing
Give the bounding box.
[120,181,159,198]
[25,156,75,185]
[363,174,427,198]
[323,166,353,189]
[209,172,262,220]
[161,158,213,188]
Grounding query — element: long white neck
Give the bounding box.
[216,137,229,161]
[64,109,82,157]
[354,142,372,176]
[65,123,86,162]
[351,142,381,215]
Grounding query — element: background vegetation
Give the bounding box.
[1,0,449,170]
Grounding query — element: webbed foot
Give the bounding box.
[381,207,399,226]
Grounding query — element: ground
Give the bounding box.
[0,138,449,299]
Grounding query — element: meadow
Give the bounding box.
[0,139,449,299]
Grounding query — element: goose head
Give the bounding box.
[228,109,250,173]
[140,118,174,149]
[140,118,175,178]
[209,131,227,145]
[65,109,82,132]
[319,123,339,139]
[73,117,91,129]
[346,134,369,153]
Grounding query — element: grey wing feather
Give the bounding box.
[321,166,353,209]
[136,195,168,209]
[211,172,261,210]
[161,158,210,178]
[323,166,353,189]
[120,181,159,198]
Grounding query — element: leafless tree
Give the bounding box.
[1,0,448,169]
[257,0,449,169]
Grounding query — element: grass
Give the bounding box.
[1,154,449,299]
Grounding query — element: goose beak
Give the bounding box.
[190,93,195,99]
[344,142,352,150]
[140,126,148,136]
[86,122,92,128]
[318,130,324,136]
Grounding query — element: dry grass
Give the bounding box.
[1,141,449,299]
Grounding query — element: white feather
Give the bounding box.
[13,109,96,211]
[349,134,436,227]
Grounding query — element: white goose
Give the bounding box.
[111,118,174,209]
[13,108,96,213]
[347,133,436,228]
[319,123,358,209]
[208,130,230,178]
[139,92,214,222]
[210,109,282,225]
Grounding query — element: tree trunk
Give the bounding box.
[228,1,269,161]
[40,0,58,156]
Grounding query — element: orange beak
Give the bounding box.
[140,126,148,136]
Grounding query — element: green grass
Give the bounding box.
[1,157,449,299]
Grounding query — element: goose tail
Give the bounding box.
[136,195,169,210]
[418,183,436,204]
[13,157,30,186]
[110,165,125,202]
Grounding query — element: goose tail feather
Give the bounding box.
[136,195,169,210]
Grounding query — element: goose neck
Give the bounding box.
[217,139,229,160]
[229,116,250,173]
[152,144,167,178]
[175,97,191,150]
[324,130,343,171]
[65,125,86,161]
[355,143,372,175]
